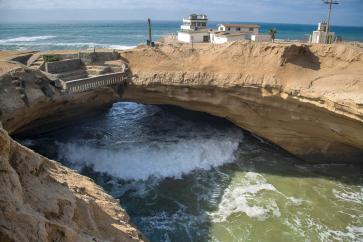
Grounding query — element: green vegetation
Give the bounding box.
[42,54,60,63]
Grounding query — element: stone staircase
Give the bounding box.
[86,65,112,76]
[27,54,45,70]
[54,69,88,82]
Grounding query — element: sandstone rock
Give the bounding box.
[120,42,363,163]
[0,128,145,242]
[0,67,120,135]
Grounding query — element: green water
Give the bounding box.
[209,168,363,242]
[20,102,363,242]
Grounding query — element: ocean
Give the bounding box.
[1,21,363,51]
[19,102,363,242]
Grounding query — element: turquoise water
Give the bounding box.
[0,21,362,51]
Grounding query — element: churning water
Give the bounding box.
[20,102,363,242]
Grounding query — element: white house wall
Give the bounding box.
[211,34,246,44]
[178,32,209,43]
[251,34,271,42]
[218,26,259,35]
[178,32,192,43]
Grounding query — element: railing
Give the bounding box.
[63,72,126,94]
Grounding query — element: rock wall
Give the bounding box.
[0,66,145,241]
[120,42,363,163]
[0,127,145,242]
[0,67,119,135]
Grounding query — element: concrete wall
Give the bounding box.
[311,31,335,44]
[79,51,120,65]
[56,53,79,60]
[251,34,272,42]
[211,34,246,44]
[45,59,81,74]
[178,32,210,43]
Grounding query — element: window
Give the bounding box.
[237,28,241,31]
[249,28,254,31]
[227,27,231,31]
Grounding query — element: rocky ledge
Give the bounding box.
[121,42,363,163]
[0,125,145,242]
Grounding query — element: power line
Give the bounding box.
[322,0,339,33]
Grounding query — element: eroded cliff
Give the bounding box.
[0,125,144,242]
[121,42,363,163]
[0,62,144,241]
[0,67,119,135]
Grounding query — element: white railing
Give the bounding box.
[64,72,126,94]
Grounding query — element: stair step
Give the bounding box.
[62,73,88,82]
[32,60,43,64]
[54,69,87,79]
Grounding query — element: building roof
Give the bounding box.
[186,14,208,20]
[219,24,260,28]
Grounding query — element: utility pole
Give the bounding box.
[322,0,339,33]
[148,18,152,47]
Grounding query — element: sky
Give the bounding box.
[0,0,362,26]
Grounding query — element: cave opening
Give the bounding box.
[16,102,363,242]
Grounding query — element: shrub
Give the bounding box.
[43,54,60,63]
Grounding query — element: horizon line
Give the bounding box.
[1,19,362,28]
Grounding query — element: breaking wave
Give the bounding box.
[57,129,242,181]
[54,102,243,181]
[0,41,136,50]
[0,35,56,43]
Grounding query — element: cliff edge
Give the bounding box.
[121,42,363,163]
[0,125,144,242]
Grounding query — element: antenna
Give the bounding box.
[322,0,339,33]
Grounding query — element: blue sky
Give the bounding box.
[0,0,362,26]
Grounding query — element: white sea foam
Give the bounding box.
[209,172,281,222]
[108,44,137,50]
[333,186,363,204]
[0,35,56,43]
[0,39,136,50]
[57,129,242,181]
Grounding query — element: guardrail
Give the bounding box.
[63,72,126,94]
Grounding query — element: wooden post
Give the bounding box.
[148,18,152,47]
[191,36,194,51]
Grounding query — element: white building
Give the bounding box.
[177,14,210,43]
[176,16,271,44]
[210,24,262,44]
[310,22,336,44]
[217,24,260,36]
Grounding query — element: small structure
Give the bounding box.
[177,14,210,43]
[217,24,260,36]
[310,22,336,44]
[211,24,261,44]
